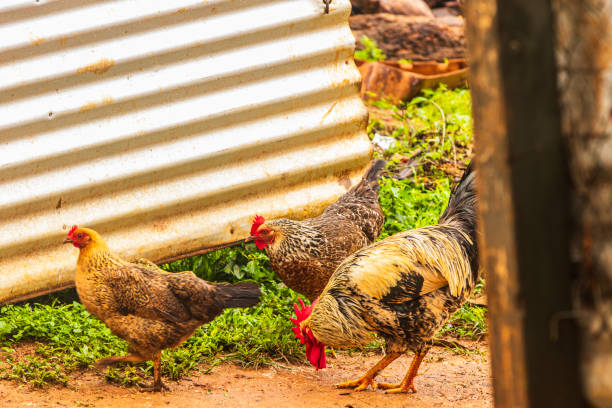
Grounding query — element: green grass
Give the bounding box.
[372,85,473,238]
[378,177,450,240]
[0,86,485,387]
[370,85,473,170]
[354,36,387,62]
[439,304,487,341]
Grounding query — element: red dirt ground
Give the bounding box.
[0,341,492,408]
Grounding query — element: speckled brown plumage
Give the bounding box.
[301,163,478,393]
[65,228,261,391]
[255,159,385,300]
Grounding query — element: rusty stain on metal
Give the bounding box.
[29,36,45,46]
[0,0,371,304]
[78,96,114,112]
[320,101,338,124]
[76,58,115,75]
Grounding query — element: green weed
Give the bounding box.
[161,243,274,283]
[1,349,68,387]
[354,36,386,62]
[378,177,450,240]
[439,304,488,340]
[369,85,473,175]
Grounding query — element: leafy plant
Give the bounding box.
[378,176,450,239]
[439,304,488,340]
[162,243,275,283]
[1,353,68,387]
[354,36,386,62]
[369,85,473,174]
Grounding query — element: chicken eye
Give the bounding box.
[76,233,84,239]
[260,229,269,234]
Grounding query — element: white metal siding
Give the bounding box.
[0,0,372,303]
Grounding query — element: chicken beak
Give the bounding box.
[244,235,256,243]
[62,238,72,244]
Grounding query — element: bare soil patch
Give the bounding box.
[0,341,491,408]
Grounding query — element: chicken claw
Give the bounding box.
[377,351,427,394]
[336,376,377,391]
[138,381,170,392]
[336,352,401,391]
[376,381,417,394]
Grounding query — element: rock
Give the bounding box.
[432,8,464,26]
[352,0,433,17]
[351,0,379,14]
[431,6,457,17]
[350,13,465,61]
[371,133,397,151]
[378,0,434,17]
[357,59,468,102]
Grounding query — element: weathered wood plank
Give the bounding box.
[464,1,585,407]
[554,1,612,406]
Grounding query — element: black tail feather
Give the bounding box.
[215,281,262,309]
[350,159,386,194]
[438,161,477,229]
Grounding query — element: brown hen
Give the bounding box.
[64,226,261,391]
[247,159,385,300]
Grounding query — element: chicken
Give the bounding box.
[63,226,261,391]
[246,159,386,300]
[290,162,477,394]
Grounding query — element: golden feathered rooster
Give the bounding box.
[246,159,385,300]
[291,163,478,394]
[64,226,261,391]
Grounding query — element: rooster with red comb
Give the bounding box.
[244,159,385,300]
[291,163,478,393]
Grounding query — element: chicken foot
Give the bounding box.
[94,352,168,392]
[377,349,428,394]
[336,352,400,391]
[137,353,169,392]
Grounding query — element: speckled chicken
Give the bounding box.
[247,159,385,300]
[63,226,261,391]
[291,163,478,394]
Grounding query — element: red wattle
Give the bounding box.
[255,239,267,250]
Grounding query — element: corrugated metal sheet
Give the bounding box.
[0,0,372,304]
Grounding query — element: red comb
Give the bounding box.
[290,298,326,369]
[290,298,315,344]
[250,215,265,235]
[68,225,78,237]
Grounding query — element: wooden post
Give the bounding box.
[464,1,586,407]
[554,1,612,406]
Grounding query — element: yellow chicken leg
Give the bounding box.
[377,350,428,394]
[336,352,400,391]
